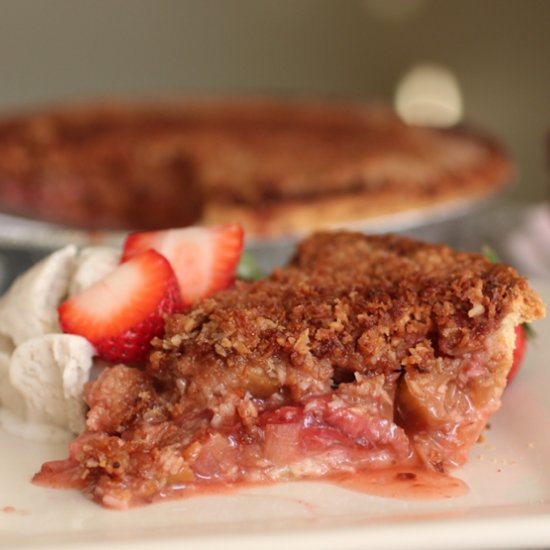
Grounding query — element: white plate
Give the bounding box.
[1,282,549,550]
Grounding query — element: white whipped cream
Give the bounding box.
[0,246,119,441]
[0,246,77,346]
[1,334,95,442]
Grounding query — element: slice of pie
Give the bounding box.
[33,232,545,508]
[0,98,511,237]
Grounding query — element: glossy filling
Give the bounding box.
[33,326,511,509]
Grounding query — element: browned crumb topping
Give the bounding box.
[151,232,543,409]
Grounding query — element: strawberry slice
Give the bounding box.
[58,249,183,363]
[507,325,528,384]
[121,224,244,307]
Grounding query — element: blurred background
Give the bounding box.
[0,0,549,284]
[0,0,549,200]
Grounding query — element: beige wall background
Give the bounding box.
[0,0,548,201]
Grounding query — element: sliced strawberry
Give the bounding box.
[507,325,528,384]
[58,249,183,363]
[121,224,244,307]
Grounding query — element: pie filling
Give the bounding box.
[33,233,545,508]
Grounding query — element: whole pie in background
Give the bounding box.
[0,98,511,238]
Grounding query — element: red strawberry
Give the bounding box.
[58,249,183,363]
[122,224,244,307]
[507,325,527,384]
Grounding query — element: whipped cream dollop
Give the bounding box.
[0,245,119,441]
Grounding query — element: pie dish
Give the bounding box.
[33,231,545,508]
[0,98,511,238]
